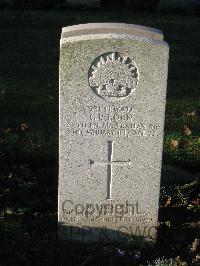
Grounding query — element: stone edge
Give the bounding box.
[61,23,163,41]
[60,33,169,49]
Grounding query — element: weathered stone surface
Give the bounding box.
[59,23,169,242]
[61,23,163,41]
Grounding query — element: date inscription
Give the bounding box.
[66,106,160,138]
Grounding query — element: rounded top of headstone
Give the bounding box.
[61,23,163,41]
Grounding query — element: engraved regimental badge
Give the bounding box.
[89,52,139,100]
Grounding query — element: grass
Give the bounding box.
[0,10,199,168]
[0,10,200,266]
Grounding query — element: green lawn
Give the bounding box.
[0,10,199,266]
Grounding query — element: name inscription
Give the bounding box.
[66,105,160,138]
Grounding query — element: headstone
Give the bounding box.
[59,23,169,242]
[65,0,101,7]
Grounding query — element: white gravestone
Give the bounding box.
[59,23,169,242]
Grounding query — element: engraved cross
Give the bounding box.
[90,141,131,199]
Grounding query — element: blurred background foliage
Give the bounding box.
[0,0,199,15]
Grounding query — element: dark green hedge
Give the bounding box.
[0,0,199,15]
[0,0,63,10]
